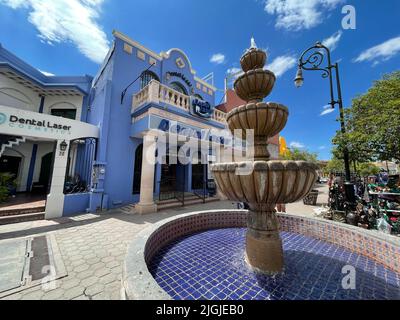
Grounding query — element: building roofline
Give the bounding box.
[0,43,93,94]
[112,30,217,91]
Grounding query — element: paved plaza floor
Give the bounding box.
[0,185,329,300]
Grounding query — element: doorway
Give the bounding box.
[0,156,22,179]
[192,151,206,190]
[35,152,54,194]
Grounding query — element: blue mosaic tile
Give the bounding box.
[149,228,400,300]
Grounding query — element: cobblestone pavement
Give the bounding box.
[0,185,329,300]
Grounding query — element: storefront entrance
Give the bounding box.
[159,154,187,201]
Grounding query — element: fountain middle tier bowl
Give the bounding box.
[226,102,288,138]
[211,161,319,205]
[234,69,276,102]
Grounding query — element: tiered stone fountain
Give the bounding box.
[212,44,319,274]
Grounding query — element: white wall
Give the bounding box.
[0,74,84,120]
[2,141,54,192]
[0,74,41,112]
[43,95,84,121]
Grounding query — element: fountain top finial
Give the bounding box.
[250,37,257,49]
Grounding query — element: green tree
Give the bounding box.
[333,71,400,163]
[357,163,380,177]
[324,157,345,174]
[282,148,319,163]
[324,156,380,177]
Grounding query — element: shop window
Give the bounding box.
[51,108,77,120]
[170,82,188,95]
[140,71,159,89]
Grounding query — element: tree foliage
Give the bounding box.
[282,147,319,163]
[323,156,380,177]
[333,71,400,163]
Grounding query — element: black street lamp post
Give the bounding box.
[294,42,352,185]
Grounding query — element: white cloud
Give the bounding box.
[226,67,242,76]
[354,36,400,64]
[225,54,296,80]
[39,69,55,76]
[264,0,343,31]
[289,141,305,149]
[0,0,110,64]
[266,54,297,77]
[319,145,326,150]
[320,105,335,116]
[322,30,342,51]
[210,53,226,64]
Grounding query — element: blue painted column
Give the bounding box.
[26,144,38,192]
[154,162,161,198]
[26,95,45,192]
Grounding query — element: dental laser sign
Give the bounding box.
[0,105,99,141]
[9,115,72,131]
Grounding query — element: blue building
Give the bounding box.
[0,30,229,218]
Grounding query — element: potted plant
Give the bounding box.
[0,172,17,203]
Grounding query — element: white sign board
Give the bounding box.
[0,105,99,140]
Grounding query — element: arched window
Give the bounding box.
[140,71,159,89]
[132,144,143,194]
[50,102,77,120]
[170,82,188,95]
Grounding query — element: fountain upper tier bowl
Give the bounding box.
[226,102,288,138]
[240,47,267,72]
[212,161,319,206]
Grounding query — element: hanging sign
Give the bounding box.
[190,97,213,118]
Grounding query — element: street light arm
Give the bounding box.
[298,42,331,78]
[120,62,155,105]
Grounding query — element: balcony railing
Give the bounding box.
[132,80,226,123]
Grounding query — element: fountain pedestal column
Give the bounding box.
[246,205,283,273]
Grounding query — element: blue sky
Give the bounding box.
[1,0,399,160]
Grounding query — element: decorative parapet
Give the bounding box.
[132,80,226,124]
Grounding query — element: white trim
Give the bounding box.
[160,48,196,75]
[92,42,116,87]
[113,30,162,61]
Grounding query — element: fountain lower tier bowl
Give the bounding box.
[211,161,319,206]
[226,102,288,139]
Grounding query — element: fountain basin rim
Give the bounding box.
[211,160,319,172]
[122,209,400,300]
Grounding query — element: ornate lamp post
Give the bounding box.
[294,42,352,185]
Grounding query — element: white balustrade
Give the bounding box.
[132,80,227,123]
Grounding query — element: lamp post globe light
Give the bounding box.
[294,42,353,183]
